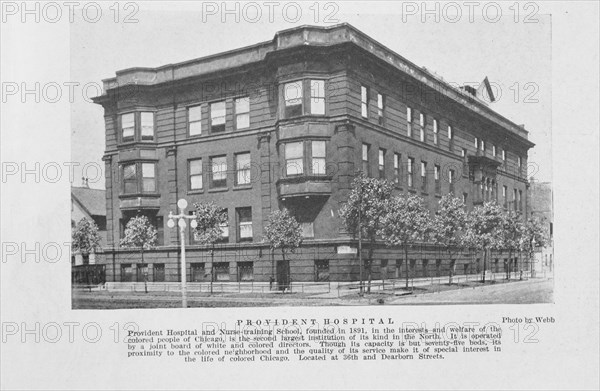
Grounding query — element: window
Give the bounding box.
[481,139,485,151]
[136,264,148,282]
[419,113,425,142]
[434,165,441,194]
[503,186,508,208]
[310,80,325,115]
[141,163,155,192]
[153,264,165,282]
[234,97,250,129]
[210,156,227,188]
[189,159,203,190]
[420,161,427,192]
[362,143,370,176]
[315,260,330,282]
[122,162,156,194]
[518,190,523,212]
[502,149,506,162]
[301,222,314,238]
[393,153,401,185]
[492,144,497,157]
[475,137,479,149]
[407,157,414,188]
[121,113,135,142]
[191,263,205,282]
[311,141,326,175]
[237,207,252,242]
[284,81,303,117]
[285,142,304,176]
[377,93,384,125]
[433,119,438,144]
[449,169,455,193]
[210,101,226,132]
[214,262,230,281]
[188,105,202,136]
[517,156,522,172]
[448,125,453,140]
[219,209,229,241]
[123,163,137,194]
[513,189,518,211]
[238,262,254,281]
[361,86,368,118]
[235,152,251,186]
[462,148,467,158]
[407,107,413,137]
[463,192,468,205]
[121,264,133,282]
[141,112,154,140]
[378,149,386,179]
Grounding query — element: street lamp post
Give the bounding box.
[167,199,197,308]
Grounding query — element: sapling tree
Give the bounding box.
[430,194,467,284]
[520,215,550,277]
[72,217,102,262]
[263,209,303,292]
[379,194,431,289]
[463,202,504,283]
[192,201,228,293]
[120,215,158,293]
[339,174,394,293]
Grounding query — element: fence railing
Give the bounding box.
[103,280,331,294]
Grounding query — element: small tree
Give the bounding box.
[520,216,550,277]
[495,211,524,280]
[263,209,303,292]
[430,194,467,284]
[339,174,394,293]
[192,201,228,293]
[120,215,157,293]
[72,217,101,263]
[379,194,431,289]
[463,202,504,283]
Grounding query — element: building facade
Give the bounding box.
[71,183,107,265]
[93,24,534,284]
[527,179,554,276]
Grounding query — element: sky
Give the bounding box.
[70,1,552,189]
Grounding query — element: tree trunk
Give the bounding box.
[141,247,148,294]
[506,250,512,280]
[282,249,289,293]
[482,248,487,283]
[405,244,410,289]
[366,241,374,294]
[210,247,214,294]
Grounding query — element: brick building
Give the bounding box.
[93,23,534,284]
[528,178,554,275]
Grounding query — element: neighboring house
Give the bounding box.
[527,178,554,276]
[92,23,535,284]
[71,182,107,265]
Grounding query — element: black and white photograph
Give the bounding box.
[1,1,598,390]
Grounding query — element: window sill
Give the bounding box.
[119,193,161,199]
[187,189,204,195]
[208,187,229,193]
[434,193,442,198]
[408,188,417,193]
[233,185,252,191]
[421,191,429,196]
